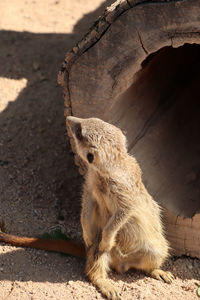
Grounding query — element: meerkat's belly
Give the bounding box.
[116,217,168,261]
[116,221,142,254]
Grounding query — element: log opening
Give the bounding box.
[107,43,200,218]
[107,44,200,217]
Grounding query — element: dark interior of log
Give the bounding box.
[107,44,200,218]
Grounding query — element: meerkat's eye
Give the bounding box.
[87,153,94,163]
[75,125,82,141]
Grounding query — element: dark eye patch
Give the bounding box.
[75,125,82,141]
[87,153,94,163]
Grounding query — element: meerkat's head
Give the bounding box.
[66,116,127,171]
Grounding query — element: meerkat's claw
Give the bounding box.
[150,269,174,283]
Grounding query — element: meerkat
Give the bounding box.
[0,117,174,300]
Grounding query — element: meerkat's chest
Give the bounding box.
[92,174,117,216]
[87,169,118,214]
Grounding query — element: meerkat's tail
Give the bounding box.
[0,230,86,258]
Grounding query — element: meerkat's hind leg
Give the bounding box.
[150,269,174,283]
[125,252,174,284]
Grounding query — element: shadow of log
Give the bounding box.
[0,0,113,282]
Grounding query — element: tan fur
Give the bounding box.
[66,116,174,300]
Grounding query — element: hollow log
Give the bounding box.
[58,0,200,258]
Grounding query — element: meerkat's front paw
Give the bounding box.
[150,269,174,283]
[96,279,121,300]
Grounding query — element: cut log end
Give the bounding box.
[59,0,200,258]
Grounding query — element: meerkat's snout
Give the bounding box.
[67,115,83,124]
[66,116,81,132]
[66,116,84,142]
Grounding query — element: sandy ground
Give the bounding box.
[0,0,200,299]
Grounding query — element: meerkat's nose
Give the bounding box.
[67,116,82,124]
[66,116,84,133]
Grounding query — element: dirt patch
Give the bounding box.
[0,1,199,299]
